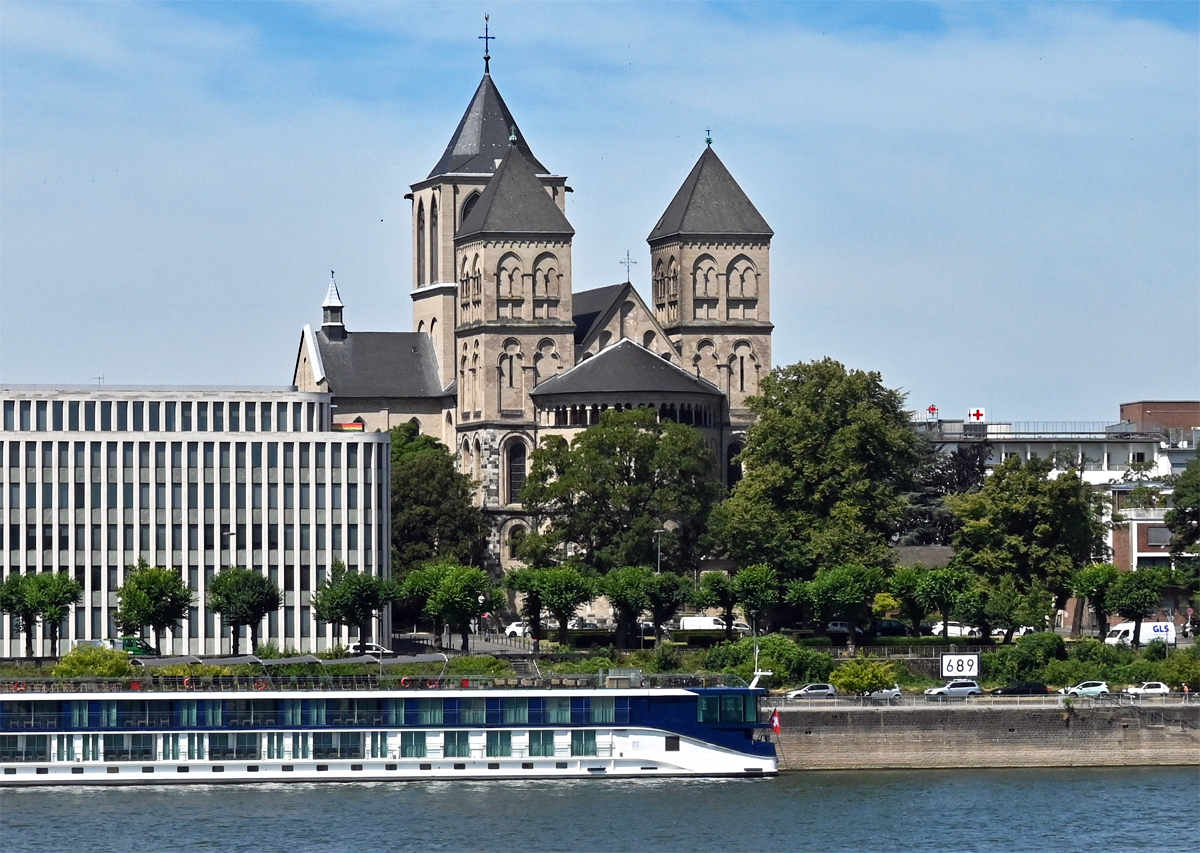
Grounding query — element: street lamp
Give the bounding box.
[653,528,667,575]
[477,594,486,647]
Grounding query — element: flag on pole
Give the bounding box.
[769,708,781,735]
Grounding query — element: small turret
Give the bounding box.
[322,272,346,341]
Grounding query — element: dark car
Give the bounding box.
[872,619,910,638]
[990,681,1050,696]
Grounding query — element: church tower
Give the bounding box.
[647,146,773,425]
[408,61,568,392]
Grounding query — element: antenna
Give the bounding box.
[479,14,494,72]
[619,250,637,281]
[92,375,104,387]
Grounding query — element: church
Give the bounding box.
[293,58,775,570]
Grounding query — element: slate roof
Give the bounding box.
[315,329,446,398]
[571,283,627,345]
[457,146,574,239]
[531,338,723,398]
[428,72,549,178]
[647,147,773,243]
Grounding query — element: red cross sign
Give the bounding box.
[927,405,938,416]
[969,409,986,422]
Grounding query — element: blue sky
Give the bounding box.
[1,1,1197,422]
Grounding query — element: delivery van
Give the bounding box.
[1104,621,1176,647]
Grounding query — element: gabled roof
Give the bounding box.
[571,283,627,345]
[531,339,723,398]
[647,146,773,243]
[457,146,574,240]
[314,329,446,399]
[427,72,548,178]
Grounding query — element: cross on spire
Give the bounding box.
[619,250,637,281]
[480,14,494,72]
[705,127,712,146]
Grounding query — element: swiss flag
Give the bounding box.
[769,708,781,735]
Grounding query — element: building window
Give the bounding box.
[1147,527,1172,547]
[506,442,526,505]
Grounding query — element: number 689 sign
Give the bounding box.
[940,653,979,678]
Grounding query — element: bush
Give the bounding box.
[1040,658,1105,688]
[1109,658,1163,687]
[1158,647,1200,691]
[704,634,833,689]
[981,647,1020,685]
[1141,639,1169,662]
[445,655,512,676]
[51,647,132,678]
[1068,638,1126,666]
[1016,632,1066,666]
[830,656,897,695]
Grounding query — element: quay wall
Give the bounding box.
[775,703,1200,770]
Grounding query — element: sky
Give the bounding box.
[1,1,1197,423]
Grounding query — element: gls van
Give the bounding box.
[1104,621,1177,647]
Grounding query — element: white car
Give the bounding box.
[357,643,394,657]
[867,683,902,700]
[934,621,980,638]
[1123,681,1170,698]
[1057,681,1111,698]
[505,621,530,638]
[991,626,1036,638]
[785,683,838,700]
[924,680,983,699]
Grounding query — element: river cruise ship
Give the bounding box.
[0,663,776,786]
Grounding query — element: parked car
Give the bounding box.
[1123,681,1170,698]
[358,643,395,657]
[1058,681,1111,698]
[785,683,838,700]
[867,683,902,700]
[872,619,910,638]
[991,626,1036,639]
[933,621,980,638]
[568,618,600,630]
[990,681,1050,696]
[924,680,983,699]
[505,621,530,638]
[826,621,864,636]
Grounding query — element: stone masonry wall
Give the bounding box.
[775,704,1200,770]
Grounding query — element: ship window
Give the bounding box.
[570,730,597,757]
[460,698,485,726]
[401,731,426,758]
[418,698,443,725]
[0,734,49,762]
[665,736,680,752]
[547,697,571,724]
[444,731,470,759]
[590,697,615,724]
[720,694,744,723]
[745,694,758,723]
[502,698,528,725]
[529,730,555,758]
[698,695,720,723]
[486,731,512,758]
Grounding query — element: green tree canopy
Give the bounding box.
[310,559,393,654]
[390,423,487,570]
[788,564,884,635]
[695,571,740,643]
[646,572,692,641]
[732,563,781,633]
[520,408,721,574]
[425,563,500,652]
[115,559,193,654]
[206,567,283,655]
[29,571,83,657]
[1071,563,1121,637]
[1165,456,1199,557]
[710,357,921,579]
[0,573,43,658]
[829,655,898,695]
[602,566,653,649]
[888,563,932,636]
[396,562,452,640]
[898,440,991,546]
[916,565,970,638]
[1106,567,1169,649]
[948,455,1109,606]
[536,565,596,645]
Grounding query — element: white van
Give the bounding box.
[679,616,726,631]
[1104,621,1177,647]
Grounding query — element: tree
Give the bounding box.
[1106,568,1169,649]
[1165,457,1199,557]
[396,562,451,643]
[646,573,692,641]
[710,357,921,579]
[425,564,500,652]
[829,655,898,695]
[536,566,596,645]
[695,571,740,643]
[504,567,548,641]
[899,440,991,546]
[732,564,780,634]
[603,566,653,649]
[29,571,83,657]
[0,573,42,658]
[948,455,1109,608]
[520,408,721,574]
[888,564,932,637]
[1071,563,1120,637]
[916,565,970,639]
[789,564,884,637]
[115,560,193,654]
[206,567,282,655]
[310,559,393,654]
[390,422,487,570]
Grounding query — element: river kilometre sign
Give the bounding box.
[940,653,979,678]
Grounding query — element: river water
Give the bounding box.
[2,767,1195,852]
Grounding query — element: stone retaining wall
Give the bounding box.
[775,704,1200,770]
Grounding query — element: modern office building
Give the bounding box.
[0,385,390,658]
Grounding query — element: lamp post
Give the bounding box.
[653,528,667,575]
[477,594,486,650]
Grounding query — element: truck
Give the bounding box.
[678,616,751,635]
[107,637,157,656]
[1104,621,1177,647]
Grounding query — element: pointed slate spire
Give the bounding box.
[428,72,548,178]
[647,147,773,243]
[456,146,573,239]
[322,272,346,341]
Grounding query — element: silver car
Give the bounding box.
[1058,681,1110,698]
[924,680,983,700]
[868,683,902,700]
[785,683,838,699]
